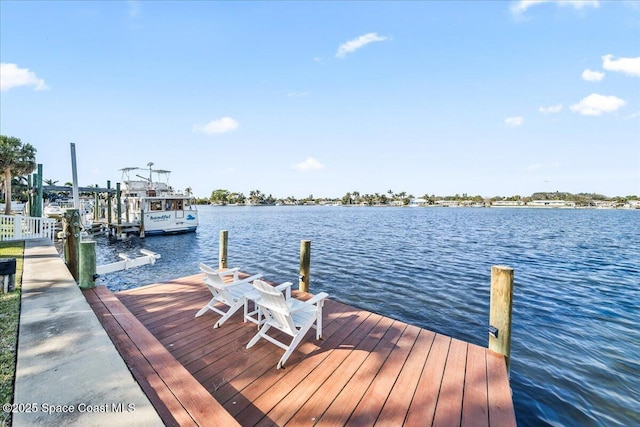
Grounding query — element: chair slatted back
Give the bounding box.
[199,263,235,305]
[252,279,297,336]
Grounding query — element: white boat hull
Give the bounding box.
[139,208,198,235]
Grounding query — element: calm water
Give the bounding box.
[94,206,640,426]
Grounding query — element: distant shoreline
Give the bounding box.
[203,202,639,210]
[202,190,639,209]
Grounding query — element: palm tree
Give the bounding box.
[249,189,264,205]
[44,179,59,186]
[11,176,29,199]
[351,191,360,204]
[1,135,37,214]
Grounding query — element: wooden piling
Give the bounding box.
[219,230,228,269]
[35,164,43,217]
[489,265,514,371]
[27,175,33,216]
[63,209,81,281]
[79,240,97,289]
[140,209,146,238]
[107,180,112,226]
[94,190,99,222]
[125,195,130,223]
[299,240,311,293]
[32,172,38,215]
[116,183,122,226]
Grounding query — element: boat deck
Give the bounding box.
[87,273,516,426]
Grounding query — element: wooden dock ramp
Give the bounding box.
[87,273,516,426]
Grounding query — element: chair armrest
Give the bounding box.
[287,292,329,314]
[274,281,293,299]
[306,292,329,306]
[217,267,241,281]
[225,273,263,288]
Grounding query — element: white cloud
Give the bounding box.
[192,116,239,135]
[336,33,389,58]
[293,157,324,172]
[127,1,141,18]
[581,69,605,81]
[622,110,640,120]
[510,0,550,14]
[570,93,626,116]
[505,116,524,127]
[0,63,48,92]
[602,54,640,77]
[511,0,600,15]
[539,104,563,114]
[287,92,309,98]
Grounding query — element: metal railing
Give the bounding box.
[0,215,56,241]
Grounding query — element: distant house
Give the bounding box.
[434,200,459,207]
[491,200,524,207]
[593,200,617,209]
[527,200,575,208]
[409,198,428,207]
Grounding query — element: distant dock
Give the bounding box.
[84,273,516,426]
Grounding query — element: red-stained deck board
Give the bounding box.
[376,328,438,426]
[256,311,387,426]
[462,343,490,427]
[83,286,240,427]
[433,338,469,427]
[220,304,367,417]
[96,273,516,426]
[346,324,421,426]
[282,312,387,426]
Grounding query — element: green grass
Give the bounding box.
[0,241,24,427]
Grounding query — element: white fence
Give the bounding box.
[0,215,56,241]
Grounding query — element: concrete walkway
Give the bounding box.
[12,238,163,426]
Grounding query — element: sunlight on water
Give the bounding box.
[95,206,640,426]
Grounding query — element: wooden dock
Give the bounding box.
[85,273,516,426]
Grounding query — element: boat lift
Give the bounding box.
[96,249,161,275]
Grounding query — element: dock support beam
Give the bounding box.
[107,180,112,226]
[63,209,81,281]
[70,143,79,209]
[94,190,99,222]
[219,230,228,269]
[299,240,311,293]
[489,265,514,372]
[35,164,43,218]
[116,183,122,226]
[79,240,97,289]
[139,209,146,238]
[28,175,33,216]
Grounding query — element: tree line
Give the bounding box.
[199,189,639,207]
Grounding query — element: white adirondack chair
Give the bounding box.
[196,263,263,328]
[246,279,329,369]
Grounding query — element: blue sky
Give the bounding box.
[1,1,639,198]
